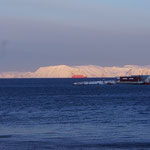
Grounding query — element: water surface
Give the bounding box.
[0,78,150,150]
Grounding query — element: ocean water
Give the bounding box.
[0,78,150,150]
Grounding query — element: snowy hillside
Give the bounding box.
[0,65,150,78]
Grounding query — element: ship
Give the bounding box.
[73,80,116,86]
[73,75,150,86]
[72,75,87,78]
[117,75,150,85]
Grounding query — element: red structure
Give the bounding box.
[72,75,87,78]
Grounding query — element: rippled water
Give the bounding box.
[0,79,150,150]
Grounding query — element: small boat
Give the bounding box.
[73,80,116,86]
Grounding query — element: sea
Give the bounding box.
[0,78,150,150]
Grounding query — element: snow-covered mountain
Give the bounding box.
[0,65,150,78]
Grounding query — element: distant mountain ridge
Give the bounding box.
[0,65,150,78]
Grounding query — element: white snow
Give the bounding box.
[0,65,150,78]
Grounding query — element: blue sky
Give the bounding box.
[0,0,150,72]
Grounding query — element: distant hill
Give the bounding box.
[0,65,150,78]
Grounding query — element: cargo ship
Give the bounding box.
[72,75,87,78]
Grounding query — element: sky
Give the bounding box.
[0,0,150,72]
